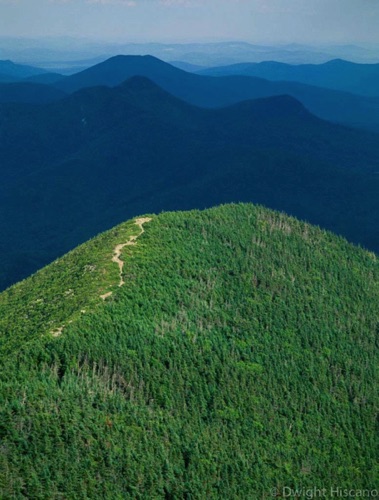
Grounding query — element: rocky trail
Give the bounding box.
[51,217,152,335]
[101,217,152,297]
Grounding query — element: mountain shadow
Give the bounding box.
[1,77,379,290]
[0,82,67,104]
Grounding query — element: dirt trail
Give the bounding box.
[101,217,152,297]
[51,217,152,336]
[51,326,64,337]
[112,217,152,287]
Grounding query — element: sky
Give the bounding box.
[0,0,379,45]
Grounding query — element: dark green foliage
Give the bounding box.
[0,204,377,498]
[0,219,140,357]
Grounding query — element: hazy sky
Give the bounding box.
[1,0,378,44]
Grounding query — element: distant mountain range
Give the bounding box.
[1,76,379,291]
[51,55,379,133]
[2,38,379,65]
[0,59,48,80]
[197,59,379,97]
[1,55,379,132]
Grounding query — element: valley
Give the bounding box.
[1,73,379,291]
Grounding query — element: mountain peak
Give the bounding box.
[118,74,162,90]
[56,54,182,93]
[0,203,377,497]
[324,58,354,66]
[99,54,166,69]
[108,54,161,63]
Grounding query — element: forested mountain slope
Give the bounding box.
[0,204,377,498]
[1,77,379,291]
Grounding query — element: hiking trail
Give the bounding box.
[51,217,152,335]
[101,217,152,298]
